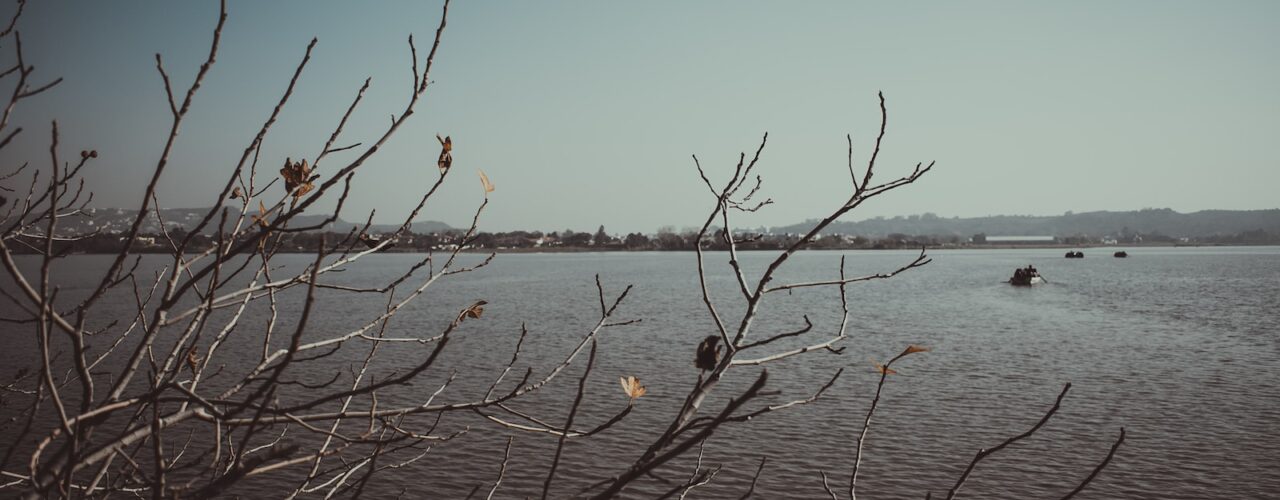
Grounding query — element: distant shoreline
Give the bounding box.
[464,242,1264,253]
[47,241,1275,256]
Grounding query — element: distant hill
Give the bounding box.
[64,207,1278,241]
[69,207,454,235]
[771,208,1280,239]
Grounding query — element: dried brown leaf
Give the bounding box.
[871,360,897,376]
[478,170,494,194]
[620,376,647,400]
[457,300,488,323]
[437,134,453,173]
[695,335,721,371]
[903,344,930,355]
[186,347,200,374]
[252,201,270,228]
[280,157,315,198]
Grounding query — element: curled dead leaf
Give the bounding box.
[620,375,647,400]
[280,157,315,198]
[230,186,243,200]
[186,347,200,374]
[903,344,930,355]
[695,335,721,371]
[478,170,494,194]
[437,134,452,173]
[252,201,270,228]
[871,360,898,376]
[457,300,488,323]
[250,202,271,228]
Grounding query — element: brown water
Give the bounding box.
[2,247,1278,498]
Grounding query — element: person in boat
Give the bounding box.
[1014,268,1025,281]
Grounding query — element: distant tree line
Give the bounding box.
[779,208,1280,242]
[21,225,1275,255]
[5,225,982,254]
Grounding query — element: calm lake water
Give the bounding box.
[3,247,1278,498]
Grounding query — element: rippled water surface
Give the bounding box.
[4,247,1278,498]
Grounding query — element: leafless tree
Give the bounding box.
[0,1,1123,498]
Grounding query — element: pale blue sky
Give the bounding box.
[6,1,1278,233]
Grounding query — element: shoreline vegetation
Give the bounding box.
[29,206,1278,255]
[15,228,1277,255]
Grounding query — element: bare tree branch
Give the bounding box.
[943,383,1072,500]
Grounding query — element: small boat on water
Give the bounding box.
[1114,251,1128,258]
[1010,274,1044,286]
[1065,251,1084,258]
[1009,265,1044,286]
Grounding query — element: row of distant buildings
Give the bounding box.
[972,233,1190,245]
[86,228,1259,255]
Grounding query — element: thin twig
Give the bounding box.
[943,383,1073,500]
[1059,428,1125,500]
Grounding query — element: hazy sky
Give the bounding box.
[6,1,1278,233]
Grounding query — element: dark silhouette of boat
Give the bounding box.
[1065,251,1084,258]
[1009,265,1044,286]
[1114,251,1128,258]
